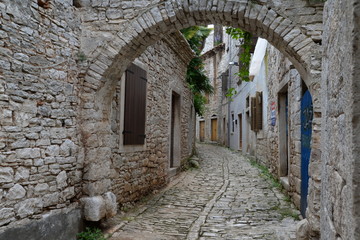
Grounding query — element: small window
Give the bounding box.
[250,92,263,132]
[214,24,223,46]
[123,64,147,145]
[231,114,235,132]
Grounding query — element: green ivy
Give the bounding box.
[225,28,253,82]
[181,26,214,116]
[225,88,238,102]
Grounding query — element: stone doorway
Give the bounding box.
[170,91,181,169]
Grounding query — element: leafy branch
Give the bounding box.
[226,28,253,82]
[225,88,238,102]
[181,26,214,116]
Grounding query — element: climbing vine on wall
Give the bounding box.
[181,26,213,116]
[226,27,253,82]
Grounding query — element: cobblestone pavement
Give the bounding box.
[107,143,299,240]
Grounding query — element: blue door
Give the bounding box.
[300,90,313,217]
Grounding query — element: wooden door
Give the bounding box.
[211,119,218,141]
[301,90,313,218]
[170,92,180,168]
[199,121,205,142]
[238,114,242,150]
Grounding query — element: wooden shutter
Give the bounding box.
[123,63,147,145]
[251,97,256,131]
[255,92,263,131]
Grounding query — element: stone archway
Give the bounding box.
[78,0,323,236]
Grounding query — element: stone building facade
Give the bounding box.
[260,45,315,227]
[107,32,195,205]
[196,25,238,146]
[0,1,195,239]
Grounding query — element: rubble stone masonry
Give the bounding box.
[0,0,194,238]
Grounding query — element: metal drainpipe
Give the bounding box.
[227,36,231,148]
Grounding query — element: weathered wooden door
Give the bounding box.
[199,121,205,142]
[211,119,217,141]
[238,114,242,150]
[300,90,313,218]
[170,92,180,168]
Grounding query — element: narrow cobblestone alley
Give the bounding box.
[107,143,299,240]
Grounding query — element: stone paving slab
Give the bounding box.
[106,143,299,240]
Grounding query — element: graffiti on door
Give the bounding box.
[300,90,313,218]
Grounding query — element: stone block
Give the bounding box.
[34,183,49,194]
[7,184,26,200]
[83,179,111,196]
[46,145,60,156]
[16,148,41,159]
[0,167,14,183]
[14,167,30,182]
[0,208,83,240]
[106,8,123,20]
[62,186,75,200]
[296,219,309,240]
[56,171,68,189]
[83,160,111,181]
[60,139,76,157]
[0,208,14,226]
[81,196,106,221]
[14,198,43,218]
[43,192,59,207]
[103,191,117,218]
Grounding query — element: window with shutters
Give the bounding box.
[250,92,263,132]
[251,97,256,131]
[123,63,147,145]
[255,92,263,130]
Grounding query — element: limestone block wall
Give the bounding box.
[109,32,195,204]
[0,0,83,231]
[262,46,292,175]
[259,45,303,211]
[320,0,358,239]
[0,0,195,236]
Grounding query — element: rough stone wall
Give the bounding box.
[263,44,322,238]
[0,0,195,235]
[320,0,358,239]
[287,70,302,209]
[0,0,83,231]
[109,32,194,204]
[259,45,303,209]
[262,45,292,175]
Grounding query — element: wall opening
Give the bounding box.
[199,120,205,142]
[300,89,313,218]
[279,85,289,178]
[238,113,243,151]
[170,92,181,168]
[211,118,218,142]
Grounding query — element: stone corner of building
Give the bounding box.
[80,192,117,221]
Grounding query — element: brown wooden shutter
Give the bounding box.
[255,92,263,131]
[123,63,147,145]
[251,97,256,131]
